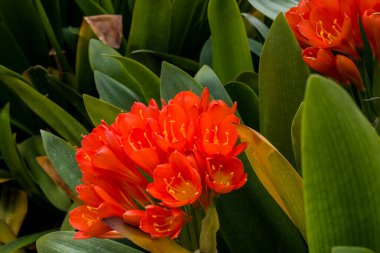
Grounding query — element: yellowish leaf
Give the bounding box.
[235,124,306,239]
[84,15,122,49]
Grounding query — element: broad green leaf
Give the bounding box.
[89,39,145,100]
[37,231,143,253]
[208,0,254,83]
[110,55,161,102]
[0,186,27,235]
[41,131,81,193]
[0,229,54,253]
[34,0,72,73]
[248,0,299,20]
[83,95,123,126]
[0,105,40,195]
[302,75,380,253]
[235,71,259,95]
[332,246,374,253]
[236,124,305,239]
[194,65,233,107]
[199,38,212,68]
[127,0,171,52]
[248,39,263,57]
[242,13,269,39]
[199,204,219,253]
[160,62,204,102]
[74,0,107,15]
[103,217,190,253]
[0,67,88,145]
[0,0,49,66]
[225,81,259,130]
[18,136,71,211]
[131,50,199,73]
[94,71,141,110]
[0,20,28,73]
[291,103,303,173]
[259,14,309,167]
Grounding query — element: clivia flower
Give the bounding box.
[69,88,247,241]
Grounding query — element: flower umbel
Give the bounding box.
[69,88,247,241]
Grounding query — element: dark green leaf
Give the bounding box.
[127,0,171,52]
[302,75,380,252]
[160,62,204,102]
[0,66,88,145]
[37,231,143,253]
[199,37,212,68]
[259,14,309,166]
[291,103,303,174]
[208,0,254,83]
[74,0,107,15]
[0,186,27,235]
[83,95,123,126]
[235,71,259,95]
[0,229,54,253]
[41,131,81,193]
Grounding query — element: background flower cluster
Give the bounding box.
[69,88,247,239]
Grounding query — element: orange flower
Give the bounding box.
[139,205,189,239]
[146,152,202,208]
[286,0,360,58]
[205,156,247,194]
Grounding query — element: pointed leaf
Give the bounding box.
[41,131,81,193]
[236,124,305,239]
[302,75,380,253]
[208,0,253,83]
[83,95,123,126]
[37,231,143,253]
[0,229,54,253]
[291,103,303,173]
[103,217,190,253]
[0,67,88,145]
[259,14,309,166]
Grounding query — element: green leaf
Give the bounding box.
[103,217,189,253]
[242,13,269,39]
[0,229,54,253]
[0,169,12,184]
[110,55,161,102]
[302,75,380,253]
[291,103,303,174]
[0,105,40,195]
[60,202,78,231]
[94,71,141,110]
[235,71,259,95]
[199,204,219,253]
[225,81,260,130]
[37,231,143,253]
[208,0,254,83]
[0,66,88,145]
[236,125,305,239]
[131,50,199,73]
[160,62,204,102]
[332,246,374,253]
[127,0,171,52]
[41,131,81,193]
[248,0,299,20]
[199,37,212,68]
[259,14,309,167]
[248,39,263,57]
[83,95,123,126]
[74,0,107,15]
[18,136,71,211]
[0,186,27,236]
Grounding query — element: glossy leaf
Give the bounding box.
[332,247,374,253]
[41,131,81,193]
[18,137,71,211]
[103,217,190,253]
[127,0,171,52]
[0,229,54,253]
[248,0,299,20]
[94,71,141,110]
[0,67,88,145]
[160,62,204,102]
[0,105,40,195]
[83,95,123,126]
[37,231,143,253]
[302,75,380,253]
[208,0,253,83]
[259,14,309,166]
[236,124,305,239]
[225,81,259,130]
[291,103,303,173]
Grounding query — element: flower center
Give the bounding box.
[204,126,230,145]
[163,119,186,143]
[164,172,198,201]
[316,19,342,43]
[128,129,154,151]
[212,164,234,186]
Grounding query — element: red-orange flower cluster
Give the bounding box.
[285,0,380,91]
[69,88,247,239]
